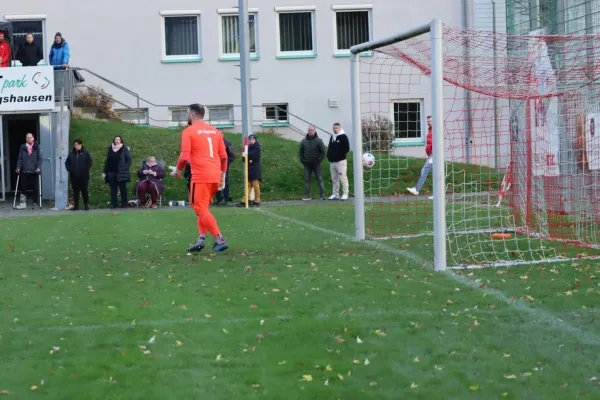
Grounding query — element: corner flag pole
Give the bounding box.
[239,0,253,209]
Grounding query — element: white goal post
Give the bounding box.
[350,19,447,272]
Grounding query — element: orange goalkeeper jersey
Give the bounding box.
[177,120,228,183]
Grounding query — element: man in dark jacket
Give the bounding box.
[65,138,93,210]
[326,123,350,201]
[299,125,326,200]
[15,133,42,209]
[215,137,235,205]
[16,33,43,67]
[237,134,262,207]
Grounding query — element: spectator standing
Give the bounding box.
[102,136,132,209]
[16,33,43,67]
[135,156,166,208]
[327,123,350,201]
[15,133,42,209]
[299,125,326,201]
[49,32,70,70]
[237,134,262,207]
[0,31,11,68]
[407,116,434,200]
[65,138,93,211]
[215,137,235,205]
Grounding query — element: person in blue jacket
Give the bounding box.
[49,32,70,70]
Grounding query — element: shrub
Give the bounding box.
[361,114,394,152]
[74,86,119,120]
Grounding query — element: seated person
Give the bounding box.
[135,156,165,208]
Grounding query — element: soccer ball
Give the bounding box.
[362,153,376,168]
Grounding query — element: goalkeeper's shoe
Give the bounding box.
[186,239,205,253]
[212,241,229,252]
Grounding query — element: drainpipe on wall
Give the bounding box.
[493,0,500,170]
[462,0,474,165]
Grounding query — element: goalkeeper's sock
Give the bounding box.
[198,234,206,242]
[215,234,225,245]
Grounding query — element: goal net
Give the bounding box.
[353,22,600,269]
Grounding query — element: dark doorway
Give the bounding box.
[3,115,40,192]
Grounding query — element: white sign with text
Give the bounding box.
[0,66,55,112]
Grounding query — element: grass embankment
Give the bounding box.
[70,119,500,207]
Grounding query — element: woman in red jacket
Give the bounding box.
[0,31,11,67]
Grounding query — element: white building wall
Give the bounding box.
[2,0,507,162]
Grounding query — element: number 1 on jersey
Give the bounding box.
[207,136,214,158]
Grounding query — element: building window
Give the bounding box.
[332,5,372,55]
[263,104,289,123]
[168,107,188,128]
[275,6,316,58]
[4,15,46,66]
[392,100,423,141]
[160,11,202,61]
[218,9,258,60]
[116,108,149,125]
[207,105,234,126]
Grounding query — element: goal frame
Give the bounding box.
[350,19,447,271]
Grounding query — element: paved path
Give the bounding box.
[0,192,491,219]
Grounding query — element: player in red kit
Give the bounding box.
[171,104,229,253]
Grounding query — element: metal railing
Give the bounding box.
[64,67,332,138]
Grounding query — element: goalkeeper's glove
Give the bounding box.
[218,172,227,190]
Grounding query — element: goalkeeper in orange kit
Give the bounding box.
[171,104,229,253]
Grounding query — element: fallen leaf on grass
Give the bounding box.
[356,336,363,344]
[176,340,182,346]
[0,390,10,395]
[324,379,329,386]
[216,354,222,361]
[300,375,313,382]
[336,337,345,344]
[222,328,229,334]
[561,382,568,388]
[352,360,360,364]
[410,382,418,389]
[250,304,259,310]
[326,365,332,371]
[369,381,377,386]
[375,330,387,337]
[504,374,517,379]
[470,385,479,391]
[148,335,156,344]
[204,314,212,318]
[413,357,420,363]
[30,386,38,391]
[337,374,344,381]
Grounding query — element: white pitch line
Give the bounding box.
[7,308,495,333]
[258,208,600,347]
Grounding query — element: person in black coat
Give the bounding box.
[237,134,262,207]
[65,138,93,210]
[16,33,43,67]
[15,133,42,209]
[102,135,132,209]
[215,137,235,205]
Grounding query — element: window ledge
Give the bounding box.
[212,123,235,129]
[334,51,373,58]
[219,55,260,62]
[261,122,290,127]
[392,141,425,147]
[276,54,317,60]
[161,58,203,64]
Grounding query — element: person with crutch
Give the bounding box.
[15,133,43,209]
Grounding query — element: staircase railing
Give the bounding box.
[68,67,332,138]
